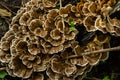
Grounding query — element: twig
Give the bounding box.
[64,46,120,60]
[60,0,62,8]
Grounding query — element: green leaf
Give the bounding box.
[70,27,75,31]
[102,76,110,80]
[0,71,8,79]
[69,21,75,31]
[70,21,74,27]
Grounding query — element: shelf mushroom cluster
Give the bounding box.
[0,0,119,80]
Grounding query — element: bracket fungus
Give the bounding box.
[0,0,120,80]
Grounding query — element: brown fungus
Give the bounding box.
[28,73,44,80]
[42,0,58,8]
[83,15,97,32]
[7,57,33,78]
[107,16,120,36]
[50,55,77,77]
[19,12,31,26]
[0,0,117,79]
